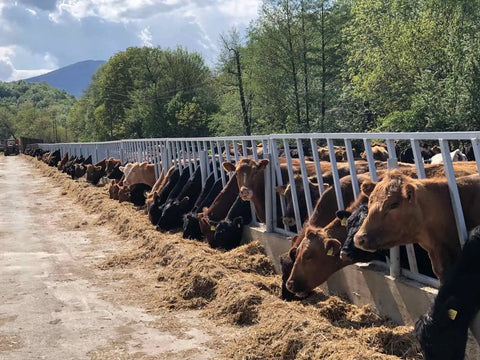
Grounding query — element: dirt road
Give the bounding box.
[0,156,232,360]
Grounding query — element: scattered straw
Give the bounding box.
[27,155,423,360]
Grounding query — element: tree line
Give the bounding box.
[2,0,480,143]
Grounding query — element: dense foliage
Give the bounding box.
[0,81,76,141]
[2,0,480,142]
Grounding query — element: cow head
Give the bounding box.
[73,164,86,179]
[285,225,349,297]
[276,176,324,226]
[210,216,244,250]
[105,157,121,175]
[182,212,202,240]
[148,192,165,226]
[198,211,215,245]
[107,161,123,179]
[117,186,131,203]
[86,164,106,184]
[354,170,421,252]
[280,235,300,301]
[223,158,268,201]
[157,197,190,231]
[415,300,468,360]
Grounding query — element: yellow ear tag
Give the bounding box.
[237,223,241,229]
[210,226,216,231]
[448,309,458,320]
[341,217,347,226]
[327,248,334,256]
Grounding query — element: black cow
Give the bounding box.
[107,162,124,180]
[128,183,152,206]
[83,155,92,165]
[415,226,480,360]
[182,173,223,240]
[147,168,181,226]
[337,204,386,263]
[208,196,253,250]
[48,150,61,167]
[157,165,204,231]
[280,235,303,301]
[65,156,85,178]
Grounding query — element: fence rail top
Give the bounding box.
[38,131,480,147]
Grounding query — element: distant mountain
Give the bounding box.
[24,60,106,98]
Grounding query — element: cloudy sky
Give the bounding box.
[0,0,261,82]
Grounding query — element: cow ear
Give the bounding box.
[361,180,377,197]
[276,185,287,195]
[233,216,244,228]
[403,183,416,202]
[308,177,318,187]
[336,210,351,221]
[222,162,236,173]
[324,238,342,257]
[289,247,297,261]
[257,159,269,170]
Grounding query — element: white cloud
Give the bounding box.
[25,7,37,16]
[9,68,52,81]
[139,27,153,47]
[0,0,262,81]
[0,45,57,81]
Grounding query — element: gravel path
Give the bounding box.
[0,156,228,360]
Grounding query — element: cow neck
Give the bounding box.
[251,173,266,223]
[413,181,461,276]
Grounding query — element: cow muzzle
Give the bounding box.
[240,186,253,201]
[339,250,352,262]
[282,216,296,227]
[353,232,377,252]
[285,279,309,298]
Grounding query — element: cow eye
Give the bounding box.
[390,202,400,210]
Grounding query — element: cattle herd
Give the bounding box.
[24,141,480,359]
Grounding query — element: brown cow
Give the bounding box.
[317,146,347,162]
[222,158,324,223]
[57,152,69,170]
[145,165,175,209]
[105,157,121,175]
[361,145,389,161]
[354,170,480,282]
[285,220,351,297]
[123,162,156,187]
[281,163,480,298]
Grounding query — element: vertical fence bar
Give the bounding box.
[283,139,303,231]
[385,139,401,278]
[216,140,226,186]
[439,139,468,247]
[264,152,274,232]
[363,139,378,182]
[327,138,344,211]
[344,139,360,199]
[296,138,314,218]
[309,138,326,196]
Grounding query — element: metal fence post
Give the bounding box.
[264,153,274,233]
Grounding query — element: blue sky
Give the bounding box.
[0,0,261,81]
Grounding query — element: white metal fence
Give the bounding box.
[37,131,480,288]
